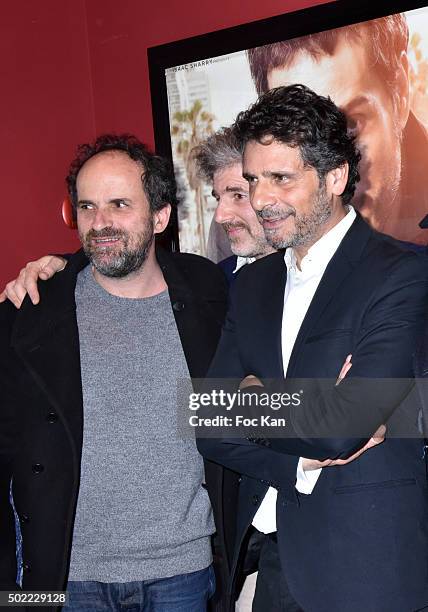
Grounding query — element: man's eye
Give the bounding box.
[114,200,127,208]
[233,193,247,200]
[78,203,93,211]
[274,175,289,183]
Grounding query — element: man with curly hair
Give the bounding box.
[197,84,428,611]
[247,14,428,246]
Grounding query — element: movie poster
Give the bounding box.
[164,7,428,260]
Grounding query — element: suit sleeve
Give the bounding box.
[279,253,428,457]
[197,254,428,466]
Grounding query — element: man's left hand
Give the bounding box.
[302,424,386,471]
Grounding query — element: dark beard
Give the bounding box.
[261,183,332,250]
[81,223,154,278]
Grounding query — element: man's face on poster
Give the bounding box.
[267,33,410,230]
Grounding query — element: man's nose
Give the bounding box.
[214,198,234,224]
[91,208,113,230]
[251,181,277,213]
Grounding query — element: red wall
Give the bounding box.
[1,0,330,286]
[1,1,94,284]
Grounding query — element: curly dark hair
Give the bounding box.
[66,133,178,218]
[232,84,361,205]
[247,15,408,98]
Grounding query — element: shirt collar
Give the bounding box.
[233,256,256,274]
[284,206,356,273]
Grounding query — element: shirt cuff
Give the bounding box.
[295,457,322,494]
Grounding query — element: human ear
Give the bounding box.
[153,204,171,234]
[326,164,349,197]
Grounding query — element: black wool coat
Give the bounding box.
[0,247,238,612]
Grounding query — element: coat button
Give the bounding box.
[20,514,30,524]
[32,463,44,474]
[172,301,185,311]
[252,494,260,506]
[46,411,58,423]
[23,562,31,572]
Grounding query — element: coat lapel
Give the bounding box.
[155,247,228,379]
[251,252,287,379]
[10,251,89,455]
[286,214,372,377]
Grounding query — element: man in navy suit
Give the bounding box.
[197,84,428,612]
[193,128,274,285]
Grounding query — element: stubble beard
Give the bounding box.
[262,183,333,250]
[80,220,155,278]
[223,221,272,258]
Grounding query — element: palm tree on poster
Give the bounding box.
[171,100,215,256]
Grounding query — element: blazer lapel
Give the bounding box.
[253,253,287,379]
[286,214,372,377]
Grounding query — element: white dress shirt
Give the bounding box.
[233,256,256,274]
[252,206,357,534]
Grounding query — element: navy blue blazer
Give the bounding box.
[217,256,237,287]
[199,215,428,612]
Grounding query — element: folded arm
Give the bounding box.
[197,255,428,470]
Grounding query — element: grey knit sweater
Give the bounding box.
[68,266,213,582]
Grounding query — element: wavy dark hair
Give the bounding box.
[66,133,178,218]
[232,84,361,204]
